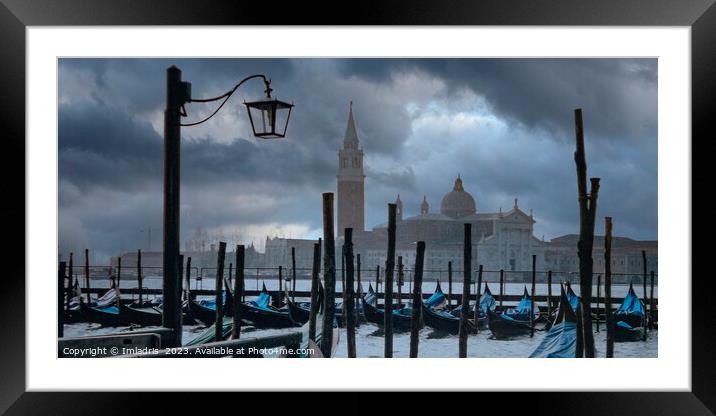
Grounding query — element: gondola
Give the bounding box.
[119,302,163,327]
[286,290,363,327]
[79,288,129,326]
[545,283,581,330]
[529,285,578,358]
[421,282,469,334]
[487,287,539,339]
[360,284,418,332]
[239,283,298,329]
[614,284,646,342]
[188,294,230,327]
[447,284,498,329]
[187,279,235,327]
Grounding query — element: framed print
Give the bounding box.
[2,0,711,413]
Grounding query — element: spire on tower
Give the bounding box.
[343,101,359,149]
[514,197,519,209]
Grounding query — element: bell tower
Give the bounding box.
[337,102,365,237]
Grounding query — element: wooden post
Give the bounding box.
[596,274,601,332]
[345,228,357,358]
[499,269,504,310]
[232,245,244,340]
[320,193,337,358]
[605,217,614,357]
[117,256,122,298]
[356,253,362,297]
[642,250,648,336]
[84,248,90,304]
[278,265,283,307]
[459,223,472,358]
[291,247,297,303]
[410,241,426,358]
[58,261,66,338]
[447,261,453,308]
[575,302,584,358]
[649,271,656,330]
[308,239,321,342]
[185,256,192,301]
[547,270,553,318]
[475,265,483,334]
[214,242,226,343]
[137,249,143,304]
[341,245,346,296]
[530,254,536,337]
[178,255,184,318]
[376,266,381,299]
[384,203,397,358]
[397,256,403,308]
[574,108,600,358]
[66,253,73,312]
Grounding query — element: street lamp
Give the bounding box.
[161,66,293,346]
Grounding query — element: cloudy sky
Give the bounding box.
[58,58,657,263]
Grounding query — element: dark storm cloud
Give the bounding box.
[58,58,657,262]
[337,58,657,143]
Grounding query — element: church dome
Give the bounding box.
[440,175,476,219]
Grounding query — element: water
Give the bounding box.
[90,277,658,300]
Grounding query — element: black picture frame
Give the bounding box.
[1,0,708,413]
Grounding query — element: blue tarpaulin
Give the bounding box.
[528,321,577,358]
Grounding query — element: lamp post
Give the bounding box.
[162,65,293,347]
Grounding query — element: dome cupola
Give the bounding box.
[440,174,476,219]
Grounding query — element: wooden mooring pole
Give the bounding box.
[215,242,227,343]
[397,256,403,308]
[137,249,143,304]
[278,265,283,307]
[475,265,483,334]
[376,265,381,295]
[410,241,425,358]
[345,228,356,358]
[384,203,397,358]
[292,247,297,303]
[575,302,584,358]
[642,250,648,338]
[117,256,122,292]
[596,274,601,332]
[58,261,66,337]
[547,270,553,317]
[356,253,362,297]
[605,217,614,358]
[447,261,453,308]
[320,194,337,358]
[185,256,192,301]
[530,254,536,338]
[66,253,73,312]
[308,239,321,342]
[232,245,244,340]
[84,248,90,304]
[499,269,504,310]
[341,245,346,295]
[649,271,656,330]
[574,108,600,358]
[459,223,472,358]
